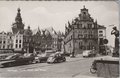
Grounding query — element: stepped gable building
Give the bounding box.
[23,26,33,53]
[0,31,14,53]
[32,27,42,51]
[44,27,65,51]
[0,31,13,49]
[64,6,106,54]
[32,27,65,52]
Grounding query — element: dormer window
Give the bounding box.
[83,12,86,15]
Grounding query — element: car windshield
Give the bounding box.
[49,54,55,57]
[45,50,53,53]
[5,55,17,60]
[24,53,32,57]
[85,50,91,53]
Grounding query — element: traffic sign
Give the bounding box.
[103,39,108,44]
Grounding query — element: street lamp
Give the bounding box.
[71,25,75,58]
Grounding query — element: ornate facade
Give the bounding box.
[23,26,33,53]
[0,31,13,49]
[64,6,106,54]
[32,27,64,52]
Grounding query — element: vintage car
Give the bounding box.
[0,53,35,68]
[34,50,55,63]
[47,52,66,64]
[82,50,96,57]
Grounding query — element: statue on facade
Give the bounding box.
[111,27,119,57]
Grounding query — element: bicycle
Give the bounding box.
[90,60,97,74]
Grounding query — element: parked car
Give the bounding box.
[0,53,21,61]
[47,52,66,64]
[0,53,35,68]
[82,50,96,57]
[0,53,16,60]
[34,50,55,63]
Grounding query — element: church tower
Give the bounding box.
[12,8,24,34]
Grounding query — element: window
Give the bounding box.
[78,34,82,38]
[77,24,79,29]
[99,31,103,33]
[79,31,82,34]
[7,45,9,49]
[19,44,21,48]
[3,45,5,49]
[88,24,92,28]
[10,36,12,39]
[79,24,82,28]
[71,35,72,39]
[3,41,5,44]
[19,40,21,43]
[90,31,92,34]
[16,44,18,48]
[84,30,87,33]
[99,34,103,36]
[0,41,2,44]
[84,34,87,38]
[16,40,18,43]
[83,12,86,14]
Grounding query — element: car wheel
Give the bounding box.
[90,67,97,74]
[28,60,33,64]
[58,59,61,63]
[63,58,66,62]
[39,60,41,63]
[33,60,37,64]
[8,63,13,67]
[62,58,66,62]
[0,64,4,68]
[54,59,57,63]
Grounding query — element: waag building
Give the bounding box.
[64,6,106,54]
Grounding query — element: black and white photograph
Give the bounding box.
[0,0,119,78]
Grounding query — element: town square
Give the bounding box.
[0,1,119,78]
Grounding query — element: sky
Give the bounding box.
[0,1,119,47]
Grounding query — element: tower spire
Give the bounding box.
[95,19,97,24]
[12,8,24,34]
[15,8,22,23]
[83,5,85,8]
[18,8,21,13]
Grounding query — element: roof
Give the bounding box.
[0,31,6,34]
[41,27,58,37]
[23,29,32,36]
[32,27,41,35]
[98,25,106,29]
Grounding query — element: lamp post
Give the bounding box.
[71,25,75,58]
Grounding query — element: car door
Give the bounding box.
[14,56,26,65]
